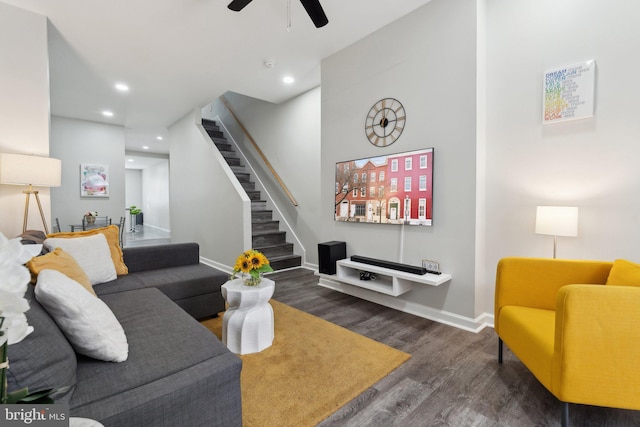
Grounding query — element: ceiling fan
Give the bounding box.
[228,0,329,28]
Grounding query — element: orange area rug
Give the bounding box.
[201,299,410,426]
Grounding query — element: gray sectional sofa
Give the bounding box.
[96,243,228,319]
[8,242,243,426]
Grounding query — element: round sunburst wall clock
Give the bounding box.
[364,98,406,147]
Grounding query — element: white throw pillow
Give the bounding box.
[35,269,128,362]
[44,234,117,285]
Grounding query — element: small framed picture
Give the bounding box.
[80,164,109,198]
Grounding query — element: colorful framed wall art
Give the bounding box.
[80,164,109,197]
[543,59,595,124]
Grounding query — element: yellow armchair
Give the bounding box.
[495,257,640,426]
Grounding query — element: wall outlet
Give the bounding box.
[422,259,440,273]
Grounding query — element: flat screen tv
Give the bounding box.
[335,147,434,226]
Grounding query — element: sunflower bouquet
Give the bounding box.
[230,250,273,286]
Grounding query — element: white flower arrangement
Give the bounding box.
[0,232,33,346]
[84,211,98,217]
[0,233,62,404]
[0,232,37,404]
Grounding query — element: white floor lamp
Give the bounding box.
[0,153,62,234]
[535,206,579,259]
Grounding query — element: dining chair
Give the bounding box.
[118,216,126,248]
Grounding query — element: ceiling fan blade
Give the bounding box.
[228,0,254,12]
[299,0,329,28]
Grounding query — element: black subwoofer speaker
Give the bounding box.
[318,241,346,275]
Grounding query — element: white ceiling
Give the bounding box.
[4,0,432,158]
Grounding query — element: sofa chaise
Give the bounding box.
[97,243,228,319]
[9,238,242,426]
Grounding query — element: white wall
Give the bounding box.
[142,160,170,230]
[50,117,126,230]
[125,169,142,209]
[204,88,322,266]
[475,0,489,323]
[169,109,248,269]
[321,0,481,323]
[484,0,640,306]
[125,169,142,231]
[0,3,50,237]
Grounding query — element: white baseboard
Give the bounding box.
[318,276,494,333]
[134,223,171,233]
[195,260,496,332]
[303,261,319,271]
[200,257,232,275]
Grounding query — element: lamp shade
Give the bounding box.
[0,153,61,187]
[535,206,579,237]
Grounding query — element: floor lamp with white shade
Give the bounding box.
[535,206,579,259]
[0,153,62,234]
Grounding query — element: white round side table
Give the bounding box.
[221,277,275,355]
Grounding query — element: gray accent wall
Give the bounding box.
[321,0,480,319]
[50,116,126,230]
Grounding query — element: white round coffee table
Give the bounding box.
[221,277,274,355]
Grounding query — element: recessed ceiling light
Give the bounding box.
[127,159,134,162]
[156,136,163,140]
[115,82,129,92]
[142,146,149,150]
[283,76,295,84]
[102,110,114,117]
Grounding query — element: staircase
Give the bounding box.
[201,119,302,271]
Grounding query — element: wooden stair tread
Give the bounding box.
[252,230,285,236]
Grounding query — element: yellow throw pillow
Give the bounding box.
[26,247,96,296]
[605,259,640,287]
[47,225,128,276]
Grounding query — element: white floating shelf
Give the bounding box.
[326,259,451,297]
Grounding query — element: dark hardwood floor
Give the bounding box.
[269,268,640,427]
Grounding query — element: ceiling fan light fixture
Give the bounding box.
[228,0,253,12]
[299,0,328,28]
[228,0,328,28]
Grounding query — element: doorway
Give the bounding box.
[125,154,170,246]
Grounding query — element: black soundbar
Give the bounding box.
[350,255,427,275]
